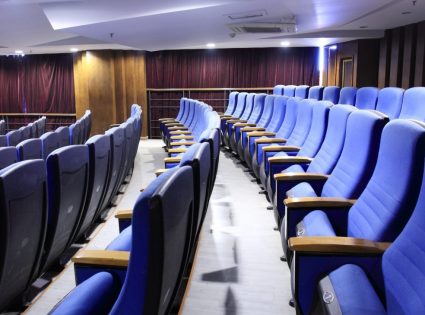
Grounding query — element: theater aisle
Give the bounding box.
[181,149,294,315]
[25,139,165,315]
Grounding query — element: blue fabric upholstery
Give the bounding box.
[308,86,324,100]
[55,126,70,147]
[287,182,318,198]
[301,210,337,236]
[224,92,238,116]
[322,86,340,104]
[399,87,425,120]
[338,87,357,105]
[0,147,18,169]
[107,226,132,251]
[283,85,296,97]
[17,138,42,160]
[51,272,119,315]
[40,131,61,160]
[355,87,379,110]
[376,87,404,119]
[295,85,309,98]
[6,129,22,146]
[328,265,386,315]
[273,85,284,95]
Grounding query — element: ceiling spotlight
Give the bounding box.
[280,41,290,47]
[70,48,79,52]
[206,43,216,48]
[329,45,337,50]
[359,25,368,29]
[15,50,23,54]
[402,11,412,14]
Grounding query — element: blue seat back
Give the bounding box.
[0,120,5,135]
[276,97,299,138]
[348,119,425,242]
[55,126,70,147]
[286,99,315,147]
[187,101,200,130]
[179,99,191,125]
[322,86,340,104]
[42,145,89,272]
[176,98,186,122]
[297,101,332,157]
[75,135,112,240]
[248,93,266,124]
[382,150,425,314]
[17,138,42,160]
[20,126,31,141]
[6,129,22,146]
[224,92,238,116]
[308,86,324,100]
[69,123,79,145]
[239,93,255,121]
[0,135,7,148]
[295,85,309,99]
[232,92,248,118]
[30,122,37,138]
[355,87,379,110]
[110,166,194,315]
[338,87,357,105]
[273,85,284,95]
[40,131,61,160]
[308,105,357,174]
[0,147,18,170]
[399,87,425,120]
[375,87,404,120]
[0,160,47,310]
[266,96,288,132]
[256,95,275,128]
[284,85,296,97]
[322,110,388,198]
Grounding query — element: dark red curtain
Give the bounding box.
[146,47,319,88]
[0,54,75,113]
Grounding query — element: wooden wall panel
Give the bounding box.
[73,50,148,136]
[401,24,416,88]
[389,28,403,87]
[414,21,425,86]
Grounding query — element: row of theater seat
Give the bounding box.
[0,105,141,312]
[47,100,221,314]
[0,116,46,146]
[221,86,425,314]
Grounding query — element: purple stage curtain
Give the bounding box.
[146,47,320,88]
[0,54,75,114]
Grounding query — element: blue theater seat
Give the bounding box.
[222,91,238,116]
[55,126,70,147]
[295,85,310,98]
[251,97,299,178]
[354,87,379,110]
[6,129,22,146]
[224,93,255,146]
[116,121,134,188]
[0,160,47,311]
[289,119,425,315]
[281,110,388,257]
[0,120,5,135]
[20,125,31,141]
[266,101,332,200]
[338,87,357,105]
[52,166,195,315]
[273,105,357,226]
[220,92,248,136]
[283,85,296,97]
[74,135,111,241]
[40,145,90,272]
[0,147,18,170]
[69,123,81,145]
[30,122,37,138]
[375,87,404,119]
[322,86,340,104]
[398,86,425,120]
[40,131,61,160]
[308,86,324,100]
[273,85,284,95]
[17,138,42,160]
[0,135,7,148]
[243,96,288,166]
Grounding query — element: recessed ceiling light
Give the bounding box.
[206,43,216,48]
[70,48,79,52]
[402,11,412,15]
[15,50,23,54]
[329,45,337,50]
[280,41,290,47]
[359,25,368,29]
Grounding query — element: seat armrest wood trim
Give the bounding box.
[263,146,300,152]
[268,156,312,164]
[284,197,356,208]
[254,138,287,144]
[115,210,132,220]
[274,172,329,182]
[72,250,130,267]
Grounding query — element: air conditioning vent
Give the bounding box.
[226,10,267,20]
[228,22,296,34]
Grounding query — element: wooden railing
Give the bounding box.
[0,113,76,132]
[147,87,273,138]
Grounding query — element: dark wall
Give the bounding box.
[378,21,425,88]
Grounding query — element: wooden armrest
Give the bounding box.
[72,250,130,267]
[227,119,243,124]
[289,236,390,254]
[169,130,191,135]
[241,127,266,132]
[255,138,287,144]
[109,124,121,128]
[168,148,187,154]
[233,123,256,128]
[168,126,189,131]
[220,116,234,120]
[274,172,329,182]
[217,112,224,115]
[165,122,184,127]
[164,157,181,163]
[268,156,313,164]
[155,169,168,176]
[247,131,276,137]
[158,118,175,121]
[284,197,356,208]
[170,141,196,146]
[170,135,194,140]
[115,210,132,219]
[263,145,300,152]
